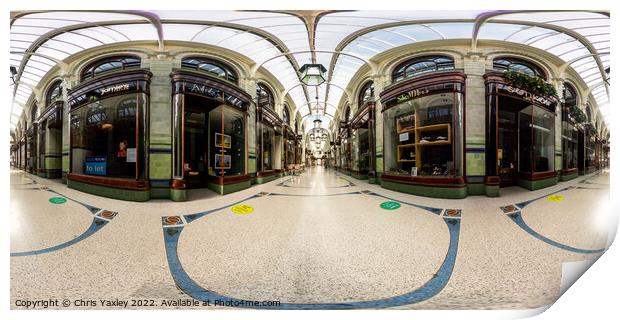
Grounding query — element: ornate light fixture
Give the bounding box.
[313,118,322,129]
[299,64,327,86]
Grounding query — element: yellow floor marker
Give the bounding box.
[231,204,254,214]
[546,195,565,202]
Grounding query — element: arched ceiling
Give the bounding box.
[10,10,610,131]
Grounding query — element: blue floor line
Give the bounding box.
[183,194,260,223]
[10,188,110,257]
[515,187,571,209]
[508,212,605,254]
[162,217,460,309]
[11,218,109,257]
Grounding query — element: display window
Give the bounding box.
[351,111,371,174]
[68,65,151,186]
[70,93,145,179]
[517,105,555,173]
[562,84,579,171]
[208,105,246,177]
[484,66,558,187]
[586,134,596,169]
[170,70,250,189]
[260,123,275,171]
[256,82,281,174]
[383,92,461,177]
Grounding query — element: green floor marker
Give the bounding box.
[380,201,401,210]
[49,197,67,204]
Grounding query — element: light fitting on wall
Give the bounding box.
[10,66,17,85]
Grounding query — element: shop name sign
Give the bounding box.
[182,81,248,109]
[187,83,223,99]
[383,82,459,108]
[396,88,430,103]
[100,84,131,96]
[497,83,553,107]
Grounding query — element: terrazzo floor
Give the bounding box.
[9,167,612,309]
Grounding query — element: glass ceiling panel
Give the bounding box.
[493,11,605,23]
[8,11,610,131]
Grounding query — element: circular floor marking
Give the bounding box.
[164,216,181,225]
[231,204,254,215]
[48,197,67,204]
[380,201,401,210]
[546,195,565,202]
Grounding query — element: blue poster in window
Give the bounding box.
[85,156,106,176]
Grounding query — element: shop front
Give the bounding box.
[338,127,351,174]
[350,103,375,181]
[585,132,598,174]
[67,70,151,201]
[170,71,250,199]
[295,134,303,166]
[26,125,35,173]
[484,72,559,192]
[38,81,64,179]
[560,84,579,181]
[283,126,296,173]
[379,71,466,198]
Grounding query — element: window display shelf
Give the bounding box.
[416,123,451,133]
[418,140,451,146]
[397,127,416,134]
[397,143,416,163]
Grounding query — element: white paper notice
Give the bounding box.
[126,148,136,162]
[399,132,409,142]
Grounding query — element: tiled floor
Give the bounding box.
[10,167,612,309]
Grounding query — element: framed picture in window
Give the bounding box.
[214,154,231,169]
[215,133,232,148]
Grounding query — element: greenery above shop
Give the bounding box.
[568,104,587,124]
[503,70,557,97]
[585,122,597,136]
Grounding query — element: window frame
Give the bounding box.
[492,57,547,80]
[80,55,141,82]
[181,57,238,84]
[392,55,455,82]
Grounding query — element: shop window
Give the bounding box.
[257,83,275,109]
[30,104,38,121]
[392,56,454,83]
[562,83,579,170]
[518,105,555,173]
[384,92,462,177]
[80,56,141,82]
[493,57,546,79]
[358,81,374,107]
[70,94,144,178]
[208,106,245,177]
[45,80,63,106]
[260,123,275,171]
[351,115,370,173]
[181,57,238,84]
[283,106,290,126]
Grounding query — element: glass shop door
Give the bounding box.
[184,105,207,188]
[498,110,518,187]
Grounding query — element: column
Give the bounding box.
[464,53,494,196]
[146,57,173,199]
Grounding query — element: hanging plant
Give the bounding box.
[503,70,558,97]
[585,122,597,136]
[569,104,587,124]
